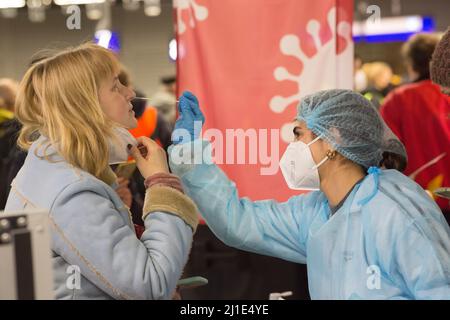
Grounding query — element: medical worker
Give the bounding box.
[168,89,450,299]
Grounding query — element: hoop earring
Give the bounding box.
[326,150,337,160]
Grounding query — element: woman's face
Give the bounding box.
[98,74,137,129]
[292,120,330,165]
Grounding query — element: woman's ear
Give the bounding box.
[320,138,339,161]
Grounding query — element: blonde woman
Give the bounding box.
[5,43,199,300]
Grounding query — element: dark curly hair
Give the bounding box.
[430,28,450,88]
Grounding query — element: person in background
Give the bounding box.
[0,78,19,150]
[380,33,450,223]
[0,78,22,209]
[5,43,198,299]
[430,27,450,96]
[353,55,368,93]
[162,75,177,95]
[361,62,394,109]
[150,76,177,127]
[0,78,17,122]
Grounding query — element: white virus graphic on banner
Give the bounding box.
[269,7,353,142]
[174,0,209,34]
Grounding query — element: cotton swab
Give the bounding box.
[134,97,179,103]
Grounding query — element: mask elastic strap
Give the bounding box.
[307,135,327,170]
[312,156,328,170]
[306,135,322,147]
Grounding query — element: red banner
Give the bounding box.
[175,0,353,201]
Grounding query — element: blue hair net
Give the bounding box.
[297,89,407,169]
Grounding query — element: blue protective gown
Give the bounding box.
[169,140,450,299]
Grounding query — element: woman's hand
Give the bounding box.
[128,136,169,179]
[171,91,205,145]
[116,177,132,207]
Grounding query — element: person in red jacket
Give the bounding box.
[380,33,450,222]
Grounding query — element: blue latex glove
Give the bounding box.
[171,91,205,145]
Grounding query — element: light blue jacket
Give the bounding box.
[5,136,194,299]
[169,140,450,299]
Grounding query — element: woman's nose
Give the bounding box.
[123,86,136,101]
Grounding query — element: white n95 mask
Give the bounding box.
[279,136,328,190]
[108,126,137,165]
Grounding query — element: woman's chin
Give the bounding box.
[122,115,138,129]
[128,118,138,129]
[114,115,138,129]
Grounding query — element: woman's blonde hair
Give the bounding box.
[16,43,121,178]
